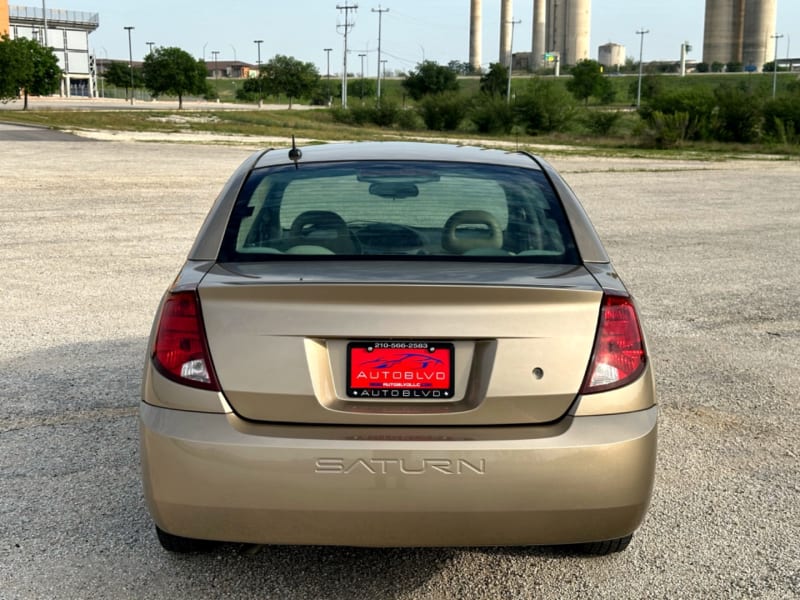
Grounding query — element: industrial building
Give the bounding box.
[703,0,777,71]
[598,42,625,69]
[4,2,99,97]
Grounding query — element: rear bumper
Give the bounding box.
[140,403,657,547]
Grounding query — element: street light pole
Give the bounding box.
[211,51,220,80]
[254,40,263,107]
[772,33,784,98]
[124,26,135,105]
[636,28,650,108]
[506,18,521,104]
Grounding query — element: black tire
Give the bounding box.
[155,526,217,553]
[571,534,633,556]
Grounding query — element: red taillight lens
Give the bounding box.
[152,291,220,391]
[580,294,646,395]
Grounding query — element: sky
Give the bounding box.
[37,0,800,73]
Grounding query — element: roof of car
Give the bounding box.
[253,142,543,171]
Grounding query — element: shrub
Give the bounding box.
[370,101,400,127]
[469,95,515,134]
[642,111,691,148]
[639,89,716,141]
[762,96,800,143]
[395,108,423,130]
[513,79,576,134]
[712,84,763,143]
[583,110,622,136]
[417,93,468,130]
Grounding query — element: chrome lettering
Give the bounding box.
[315,458,486,475]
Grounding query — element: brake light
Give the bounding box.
[580,294,646,394]
[152,291,220,391]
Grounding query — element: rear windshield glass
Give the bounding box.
[219,160,579,264]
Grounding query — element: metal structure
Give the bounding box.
[702,0,778,71]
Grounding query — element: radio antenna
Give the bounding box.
[288,135,303,169]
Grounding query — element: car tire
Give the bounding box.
[571,534,633,555]
[155,526,217,553]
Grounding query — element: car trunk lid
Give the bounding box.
[197,261,603,425]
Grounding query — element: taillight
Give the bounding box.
[580,294,646,394]
[152,291,220,391]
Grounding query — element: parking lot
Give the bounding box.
[0,132,798,599]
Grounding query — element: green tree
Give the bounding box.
[142,47,209,109]
[402,61,459,101]
[0,35,61,109]
[103,60,143,100]
[479,62,508,97]
[259,55,320,108]
[566,59,613,105]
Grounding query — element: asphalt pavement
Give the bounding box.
[0,136,798,599]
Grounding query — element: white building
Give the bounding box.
[8,4,99,97]
[598,43,626,69]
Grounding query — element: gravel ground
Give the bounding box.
[0,134,798,599]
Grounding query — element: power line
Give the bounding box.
[337,3,358,108]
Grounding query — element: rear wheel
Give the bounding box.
[155,526,217,553]
[570,534,633,555]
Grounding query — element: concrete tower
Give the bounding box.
[469,0,482,72]
[545,0,591,66]
[532,0,546,69]
[566,0,591,64]
[742,0,777,69]
[703,0,777,70]
[702,0,744,64]
[499,0,513,66]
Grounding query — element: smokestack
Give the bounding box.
[532,0,546,69]
[469,0,482,72]
[500,0,512,66]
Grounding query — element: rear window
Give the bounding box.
[219,161,579,264]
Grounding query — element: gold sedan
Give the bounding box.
[140,142,656,554]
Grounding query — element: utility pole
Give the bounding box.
[772,33,784,98]
[372,5,389,101]
[337,4,358,109]
[324,47,333,105]
[506,18,521,104]
[124,26,135,105]
[147,41,155,55]
[636,28,649,108]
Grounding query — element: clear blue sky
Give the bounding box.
[52,0,800,72]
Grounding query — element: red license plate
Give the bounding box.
[346,341,455,400]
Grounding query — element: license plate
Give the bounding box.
[346,341,455,400]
